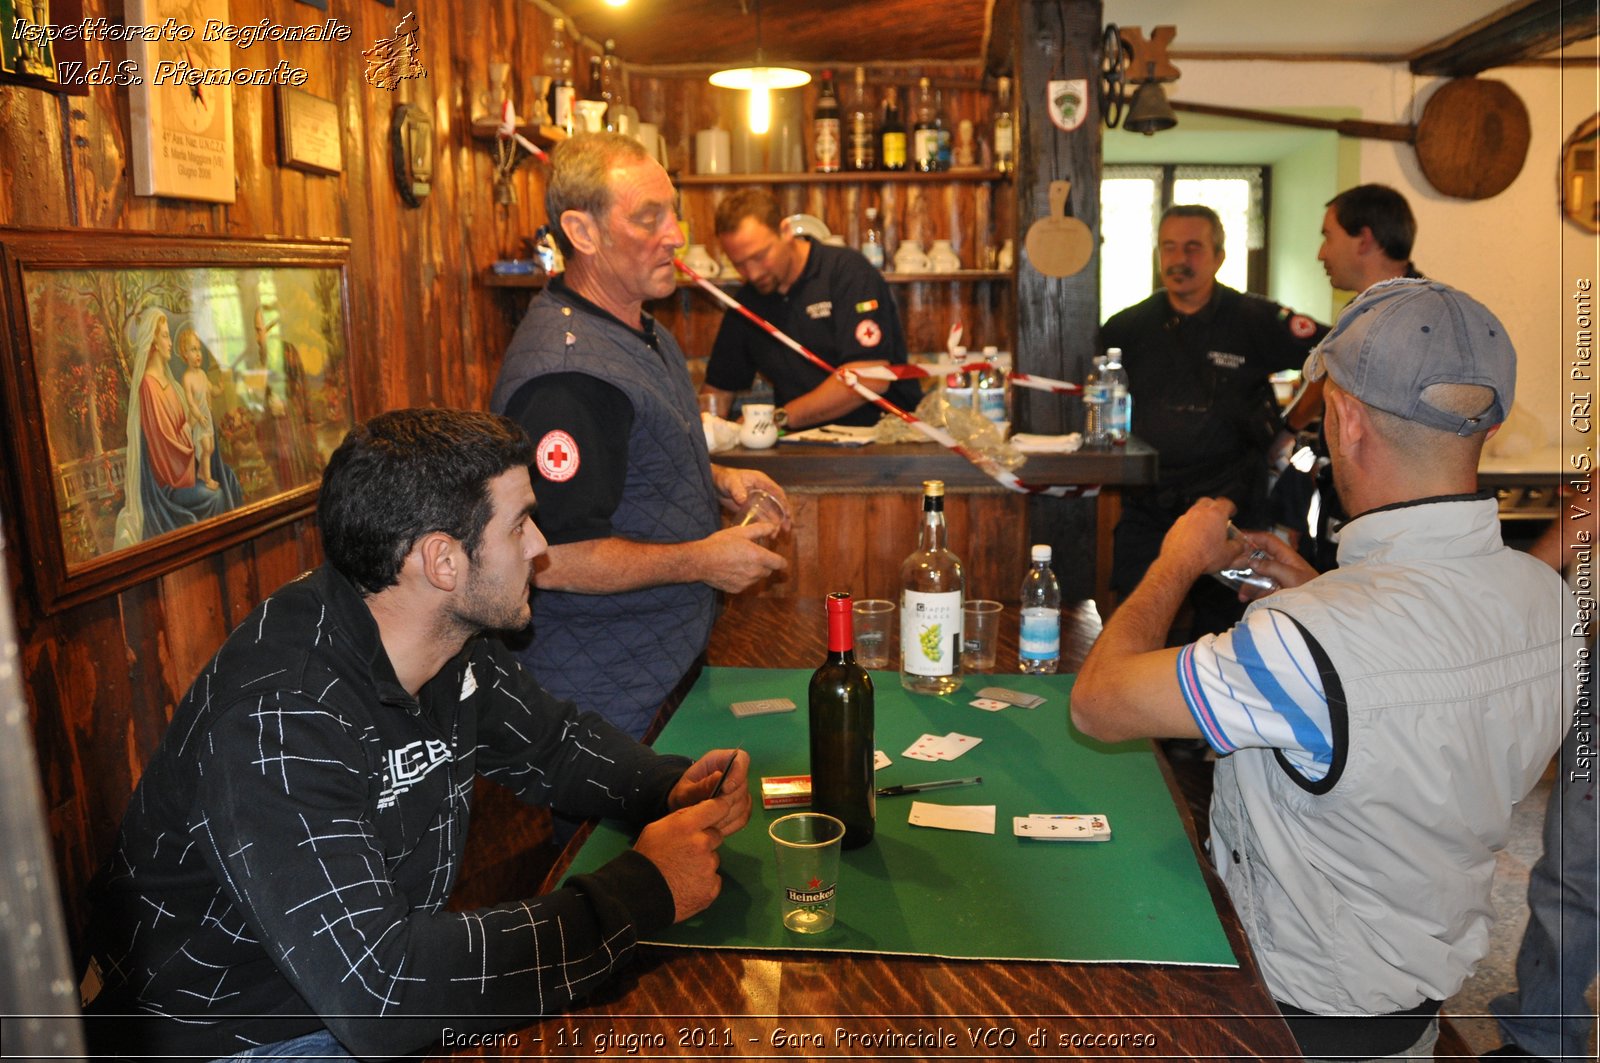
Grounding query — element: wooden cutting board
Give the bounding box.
[1414,78,1531,200]
[1024,180,1093,278]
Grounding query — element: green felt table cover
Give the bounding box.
[565,667,1238,967]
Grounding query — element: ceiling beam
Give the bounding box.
[1408,0,1598,76]
[985,0,1020,76]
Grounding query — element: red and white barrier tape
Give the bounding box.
[676,257,1096,498]
[855,361,1082,395]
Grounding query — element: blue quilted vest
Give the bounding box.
[491,285,720,738]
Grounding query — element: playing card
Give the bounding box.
[1012,814,1112,841]
[909,801,996,834]
[970,697,1010,711]
[940,732,981,759]
[730,697,796,718]
[903,734,947,761]
[978,687,1046,709]
[874,749,892,770]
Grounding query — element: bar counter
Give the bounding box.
[713,437,1158,489]
[430,596,1300,1061]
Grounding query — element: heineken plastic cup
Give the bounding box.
[768,812,845,933]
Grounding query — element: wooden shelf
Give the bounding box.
[674,169,1006,186]
[479,269,549,288]
[884,270,1011,283]
[468,121,567,148]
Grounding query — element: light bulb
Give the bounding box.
[748,80,771,135]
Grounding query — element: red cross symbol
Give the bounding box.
[536,430,580,483]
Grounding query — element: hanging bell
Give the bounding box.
[1123,81,1177,136]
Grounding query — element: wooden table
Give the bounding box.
[434,597,1300,1060]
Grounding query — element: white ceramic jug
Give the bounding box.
[929,239,961,272]
[893,239,930,274]
[682,244,719,278]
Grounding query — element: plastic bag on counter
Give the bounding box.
[872,385,1028,471]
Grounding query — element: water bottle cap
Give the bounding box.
[1031,544,1052,562]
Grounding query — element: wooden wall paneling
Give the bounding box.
[0,87,71,227]
[156,557,229,700]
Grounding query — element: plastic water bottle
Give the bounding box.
[1082,355,1109,450]
[976,346,1008,426]
[1103,348,1131,444]
[1019,545,1061,674]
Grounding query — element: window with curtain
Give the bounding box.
[1099,165,1268,323]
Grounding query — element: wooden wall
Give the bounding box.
[1,2,1019,956]
[0,0,560,956]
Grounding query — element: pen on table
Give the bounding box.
[709,747,742,798]
[876,776,982,797]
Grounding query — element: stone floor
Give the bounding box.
[1164,753,1598,1061]
[1443,767,1599,1060]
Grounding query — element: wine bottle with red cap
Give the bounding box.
[809,591,876,848]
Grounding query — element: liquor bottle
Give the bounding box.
[1082,354,1109,450]
[912,77,939,173]
[814,69,841,173]
[846,66,876,171]
[861,206,885,269]
[900,480,964,695]
[809,591,876,849]
[545,18,576,134]
[879,85,907,171]
[599,38,625,128]
[1018,545,1061,674]
[993,76,1015,175]
[933,90,952,172]
[1103,348,1132,444]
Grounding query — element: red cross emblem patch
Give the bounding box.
[855,318,882,348]
[535,430,580,483]
[1288,314,1316,339]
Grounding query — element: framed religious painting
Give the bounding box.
[0,229,356,613]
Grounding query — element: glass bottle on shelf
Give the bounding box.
[814,69,841,173]
[846,66,876,171]
[879,85,907,172]
[934,89,951,172]
[861,206,884,269]
[912,76,939,173]
[900,480,964,696]
[600,38,625,130]
[544,18,576,135]
[994,75,1015,175]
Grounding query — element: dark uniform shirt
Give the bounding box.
[706,239,921,427]
[1101,284,1326,632]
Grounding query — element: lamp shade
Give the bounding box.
[708,66,812,91]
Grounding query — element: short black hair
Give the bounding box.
[318,408,533,594]
[714,188,782,237]
[1327,184,1416,262]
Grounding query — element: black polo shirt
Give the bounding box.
[705,239,921,427]
[1101,283,1327,503]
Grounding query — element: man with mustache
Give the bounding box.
[492,133,788,740]
[1100,204,1326,642]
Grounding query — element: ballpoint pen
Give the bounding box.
[876,776,982,797]
[709,747,742,798]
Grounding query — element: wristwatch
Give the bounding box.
[773,406,790,429]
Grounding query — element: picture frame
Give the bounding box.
[277,85,344,176]
[126,0,237,202]
[0,229,357,613]
[0,0,90,96]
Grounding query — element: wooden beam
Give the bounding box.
[1409,0,1598,76]
[984,0,1020,77]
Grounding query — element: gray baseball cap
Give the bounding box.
[1303,278,1514,436]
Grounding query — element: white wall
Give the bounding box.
[1167,57,1598,451]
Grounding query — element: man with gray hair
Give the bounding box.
[492,133,788,739]
[1075,279,1571,1061]
[1100,203,1325,642]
